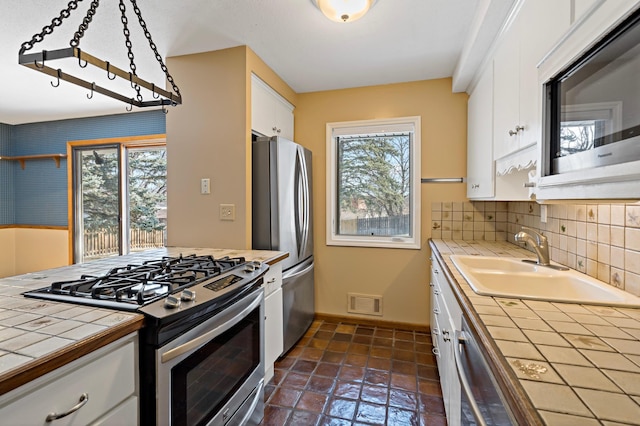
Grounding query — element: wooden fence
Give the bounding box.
[84,228,166,258]
[340,214,410,236]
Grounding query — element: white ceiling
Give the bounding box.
[0,0,514,125]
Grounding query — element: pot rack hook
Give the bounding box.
[106,62,116,80]
[162,104,168,115]
[87,82,95,99]
[50,69,61,87]
[126,100,133,112]
[151,83,160,99]
[35,50,46,69]
[78,49,88,68]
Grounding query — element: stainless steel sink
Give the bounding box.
[450,255,640,307]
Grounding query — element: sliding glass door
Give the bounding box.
[72,141,166,263]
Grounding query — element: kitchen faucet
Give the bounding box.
[514,226,550,266]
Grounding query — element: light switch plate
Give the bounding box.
[200,178,211,194]
[220,204,235,221]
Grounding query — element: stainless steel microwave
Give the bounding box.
[538,3,640,199]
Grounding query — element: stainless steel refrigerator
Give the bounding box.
[252,135,314,355]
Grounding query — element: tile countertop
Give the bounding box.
[0,247,288,396]
[429,239,640,425]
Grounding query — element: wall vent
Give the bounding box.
[347,293,383,316]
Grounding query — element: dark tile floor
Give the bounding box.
[259,319,447,426]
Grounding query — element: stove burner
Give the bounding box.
[33,254,247,308]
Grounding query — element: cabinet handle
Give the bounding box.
[45,393,89,422]
[434,289,441,296]
[272,126,278,132]
[276,128,281,134]
[432,347,440,356]
[471,184,480,189]
[443,329,451,342]
[508,125,525,136]
[267,278,276,284]
[434,269,439,275]
[433,327,440,336]
[434,308,440,315]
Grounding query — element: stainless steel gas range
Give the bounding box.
[23,253,268,426]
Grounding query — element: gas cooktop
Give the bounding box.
[23,254,256,311]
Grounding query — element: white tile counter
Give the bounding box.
[430,239,640,425]
[0,247,287,395]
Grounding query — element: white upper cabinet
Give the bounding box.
[251,74,295,141]
[493,0,571,162]
[467,64,495,199]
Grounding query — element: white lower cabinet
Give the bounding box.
[430,257,462,425]
[0,333,138,425]
[263,262,284,383]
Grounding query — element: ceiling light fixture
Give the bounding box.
[18,0,181,112]
[312,0,378,23]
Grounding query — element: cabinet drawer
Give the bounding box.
[263,262,283,297]
[90,396,138,426]
[0,335,137,425]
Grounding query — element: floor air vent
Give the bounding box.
[347,293,383,316]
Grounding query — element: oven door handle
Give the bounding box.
[234,379,264,426]
[161,290,262,364]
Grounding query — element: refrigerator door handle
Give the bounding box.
[294,150,303,258]
[294,147,310,259]
[300,147,311,256]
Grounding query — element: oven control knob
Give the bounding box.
[181,289,196,302]
[164,295,181,309]
[245,261,261,272]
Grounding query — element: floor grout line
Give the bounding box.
[259,319,446,426]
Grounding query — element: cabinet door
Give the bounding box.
[518,0,571,149]
[90,396,138,426]
[274,98,294,140]
[0,335,137,426]
[251,75,295,140]
[251,76,276,138]
[494,0,572,159]
[467,64,495,199]
[493,22,520,161]
[264,287,284,382]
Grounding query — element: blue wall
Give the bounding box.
[2,110,165,226]
[0,123,14,225]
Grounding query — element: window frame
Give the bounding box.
[326,116,421,249]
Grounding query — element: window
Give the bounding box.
[326,117,421,249]
[69,135,167,263]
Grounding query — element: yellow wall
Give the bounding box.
[295,79,469,325]
[0,228,16,277]
[166,46,297,249]
[0,228,68,278]
[166,46,468,326]
[166,47,250,248]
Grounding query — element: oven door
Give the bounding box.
[156,288,265,426]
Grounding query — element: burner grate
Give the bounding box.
[34,254,248,307]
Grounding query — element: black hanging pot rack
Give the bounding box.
[18,0,182,111]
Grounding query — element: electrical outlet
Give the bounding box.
[540,205,548,223]
[200,178,210,194]
[220,204,235,221]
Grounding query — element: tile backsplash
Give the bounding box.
[431,201,640,297]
